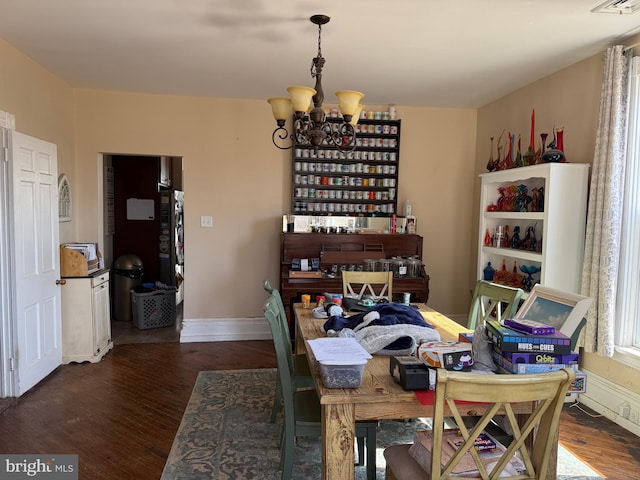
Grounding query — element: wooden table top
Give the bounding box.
[293,303,496,420]
[295,303,545,480]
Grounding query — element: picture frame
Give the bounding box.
[513,285,593,338]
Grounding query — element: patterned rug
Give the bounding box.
[161,368,603,480]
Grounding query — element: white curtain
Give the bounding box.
[581,45,631,356]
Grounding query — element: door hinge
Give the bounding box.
[9,357,15,372]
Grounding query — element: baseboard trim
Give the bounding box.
[578,369,640,437]
[180,317,272,343]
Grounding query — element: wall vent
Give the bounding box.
[592,0,640,14]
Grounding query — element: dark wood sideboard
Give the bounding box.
[279,232,430,328]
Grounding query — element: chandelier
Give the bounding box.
[267,15,364,152]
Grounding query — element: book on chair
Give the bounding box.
[408,429,525,477]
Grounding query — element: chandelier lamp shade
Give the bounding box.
[267,14,364,151]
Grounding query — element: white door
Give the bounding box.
[8,129,61,395]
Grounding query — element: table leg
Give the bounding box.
[322,403,356,480]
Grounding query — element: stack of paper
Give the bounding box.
[307,337,372,363]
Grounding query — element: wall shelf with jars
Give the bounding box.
[291,118,401,216]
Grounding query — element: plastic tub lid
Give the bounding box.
[319,358,368,366]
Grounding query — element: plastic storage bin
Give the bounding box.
[131,289,176,329]
[319,359,367,388]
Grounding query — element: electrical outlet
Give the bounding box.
[200,216,213,228]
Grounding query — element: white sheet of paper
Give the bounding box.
[308,337,372,362]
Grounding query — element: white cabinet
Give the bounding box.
[61,270,113,363]
[477,163,589,294]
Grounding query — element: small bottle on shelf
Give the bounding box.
[404,200,416,234]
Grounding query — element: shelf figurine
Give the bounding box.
[510,226,521,249]
[483,262,495,281]
[519,264,541,292]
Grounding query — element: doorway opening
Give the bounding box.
[101,154,184,344]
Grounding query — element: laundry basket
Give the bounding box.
[131,288,177,329]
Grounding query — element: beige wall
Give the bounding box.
[0,35,478,322]
[475,42,640,396]
[0,38,76,243]
[399,106,477,313]
[73,92,477,319]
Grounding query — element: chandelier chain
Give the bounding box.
[311,23,323,78]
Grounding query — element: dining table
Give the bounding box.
[293,303,548,480]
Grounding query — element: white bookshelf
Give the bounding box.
[477,163,589,294]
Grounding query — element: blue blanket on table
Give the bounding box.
[322,303,440,355]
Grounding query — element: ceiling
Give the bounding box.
[0,0,639,109]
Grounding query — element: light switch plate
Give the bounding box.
[200,216,213,228]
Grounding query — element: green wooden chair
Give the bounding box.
[264,280,315,423]
[467,280,524,330]
[568,317,587,351]
[264,293,379,480]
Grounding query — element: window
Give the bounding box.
[616,56,640,351]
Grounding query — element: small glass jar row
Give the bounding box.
[295,162,398,175]
[294,175,397,188]
[356,137,398,148]
[294,188,396,201]
[296,149,398,161]
[293,202,396,214]
[355,124,399,135]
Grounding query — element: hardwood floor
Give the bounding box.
[0,339,638,479]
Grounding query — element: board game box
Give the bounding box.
[492,351,579,374]
[501,351,579,365]
[503,318,556,335]
[486,320,572,354]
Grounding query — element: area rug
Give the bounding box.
[161,368,603,480]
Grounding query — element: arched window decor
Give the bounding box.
[58,173,72,222]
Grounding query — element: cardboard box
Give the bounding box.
[417,341,474,371]
[60,243,102,277]
[390,355,430,390]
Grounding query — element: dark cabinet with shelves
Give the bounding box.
[291,118,401,216]
[279,232,430,329]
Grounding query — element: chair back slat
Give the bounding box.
[467,280,524,330]
[342,271,393,301]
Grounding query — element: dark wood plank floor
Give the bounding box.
[0,340,637,479]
